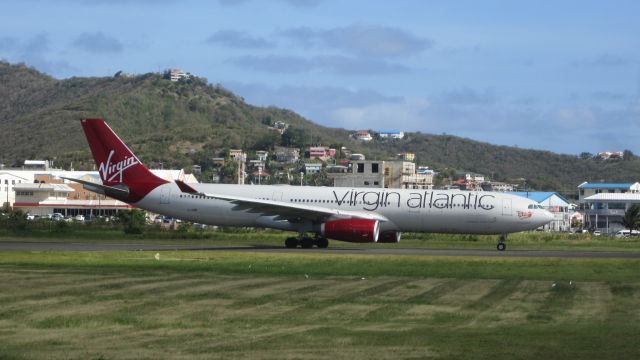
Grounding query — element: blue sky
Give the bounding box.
[1,0,639,155]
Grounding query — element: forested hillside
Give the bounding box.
[1,61,639,194]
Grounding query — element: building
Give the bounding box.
[251,169,269,184]
[166,68,189,82]
[379,130,405,139]
[398,152,415,162]
[328,160,433,189]
[330,160,383,187]
[308,146,336,162]
[596,151,624,160]
[353,130,373,141]
[510,192,573,231]
[23,160,50,171]
[229,149,247,185]
[13,181,131,218]
[255,150,269,162]
[304,163,322,174]
[2,168,197,216]
[488,182,516,192]
[578,182,640,202]
[580,192,640,234]
[274,146,300,164]
[1,172,30,209]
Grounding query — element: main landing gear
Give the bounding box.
[497,233,507,251]
[285,235,329,249]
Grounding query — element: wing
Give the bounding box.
[175,180,388,223]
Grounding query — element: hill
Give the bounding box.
[1,61,639,195]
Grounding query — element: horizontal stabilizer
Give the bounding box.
[175,180,199,194]
[61,177,129,201]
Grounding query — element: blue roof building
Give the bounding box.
[578,182,640,202]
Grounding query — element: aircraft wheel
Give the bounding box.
[316,237,329,249]
[300,237,314,249]
[285,237,299,248]
[497,242,506,251]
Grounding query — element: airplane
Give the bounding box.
[65,118,554,251]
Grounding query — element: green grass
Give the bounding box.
[0,251,639,359]
[2,224,640,252]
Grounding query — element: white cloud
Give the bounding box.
[278,25,432,58]
[73,32,123,53]
[205,30,273,49]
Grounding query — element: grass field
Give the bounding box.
[3,225,640,252]
[0,251,639,359]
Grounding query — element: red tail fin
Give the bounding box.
[81,118,167,202]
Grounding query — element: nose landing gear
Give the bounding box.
[497,233,507,251]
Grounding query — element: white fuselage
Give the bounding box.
[136,183,553,235]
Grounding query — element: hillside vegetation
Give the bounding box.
[1,61,639,194]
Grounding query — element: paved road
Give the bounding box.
[1,241,640,258]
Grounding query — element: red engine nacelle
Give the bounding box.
[321,218,379,243]
[378,231,402,243]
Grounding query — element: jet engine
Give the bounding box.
[378,231,402,243]
[321,218,379,243]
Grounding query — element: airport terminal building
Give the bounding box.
[2,161,197,218]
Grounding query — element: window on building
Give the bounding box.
[364,181,370,185]
[357,163,365,173]
[608,189,615,193]
[579,189,584,196]
[374,181,379,186]
[609,203,626,210]
[372,163,379,173]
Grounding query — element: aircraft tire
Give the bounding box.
[300,237,314,249]
[285,237,299,248]
[316,237,329,249]
[497,243,506,251]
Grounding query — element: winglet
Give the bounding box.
[175,180,198,194]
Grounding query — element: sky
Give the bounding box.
[1,0,639,155]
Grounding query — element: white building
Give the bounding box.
[378,130,405,139]
[1,172,30,209]
[578,182,640,202]
[304,163,322,174]
[581,193,640,234]
[2,168,197,216]
[354,131,373,141]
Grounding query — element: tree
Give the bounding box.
[579,152,594,160]
[620,204,640,231]
[623,149,635,161]
[117,209,146,234]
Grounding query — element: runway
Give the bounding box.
[1,241,639,258]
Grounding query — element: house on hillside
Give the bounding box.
[274,146,300,164]
[353,130,373,141]
[308,146,336,162]
[379,130,405,139]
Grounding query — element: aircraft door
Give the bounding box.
[271,191,283,202]
[160,187,171,205]
[502,199,512,216]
